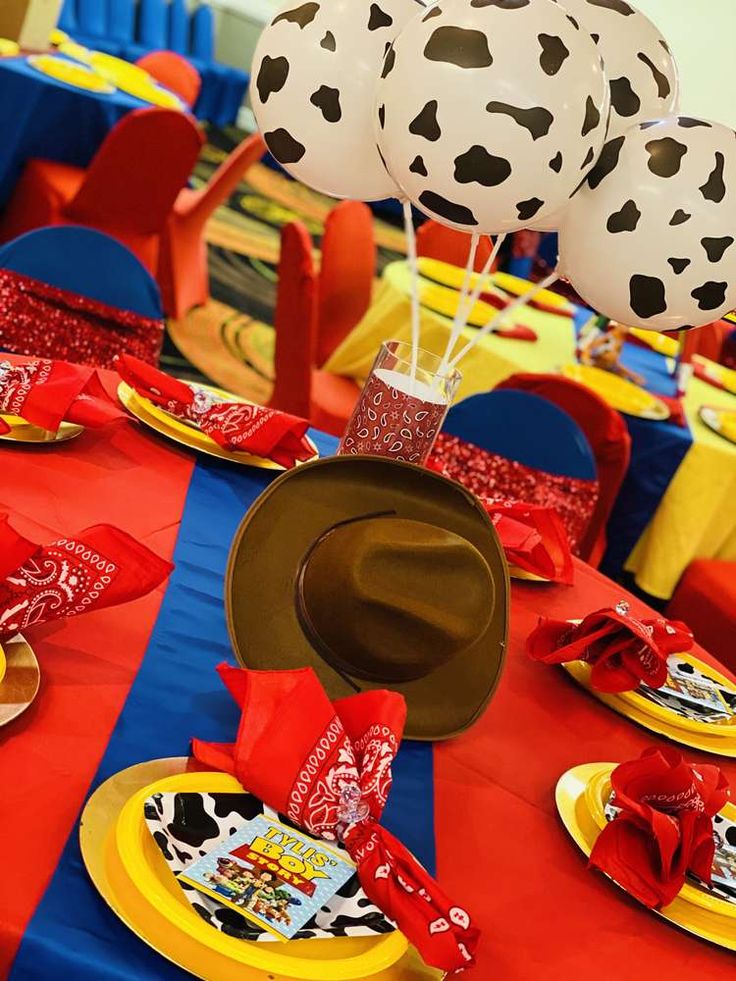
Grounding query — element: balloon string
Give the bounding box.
[440,232,479,370]
[401,199,421,390]
[447,270,560,371]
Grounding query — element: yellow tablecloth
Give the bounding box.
[325,262,736,598]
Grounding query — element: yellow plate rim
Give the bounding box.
[561,363,671,421]
[0,413,83,444]
[699,406,736,446]
[28,54,114,93]
[0,634,41,727]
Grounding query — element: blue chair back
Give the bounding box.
[0,227,163,320]
[108,0,136,43]
[58,0,77,32]
[137,0,168,48]
[191,3,215,62]
[443,389,597,480]
[169,0,189,54]
[77,0,108,37]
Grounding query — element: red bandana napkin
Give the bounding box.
[116,355,313,469]
[0,513,173,640]
[590,746,729,908]
[192,666,479,973]
[526,602,693,692]
[0,358,126,434]
[480,497,574,584]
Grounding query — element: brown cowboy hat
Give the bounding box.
[225,456,509,740]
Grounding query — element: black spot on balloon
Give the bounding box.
[668,258,690,274]
[645,137,687,177]
[320,30,336,51]
[567,14,580,30]
[659,38,671,54]
[702,236,734,262]
[485,101,553,140]
[700,152,726,202]
[153,830,173,860]
[167,793,220,847]
[607,199,641,233]
[610,77,641,117]
[409,100,441,141]
[538,34,569,76]
[424,27,493,68]
[381,43,395,78]
[256,55,289,103]
[516,197,545,221]
[630,275,667,319]
[423,5,442,19]
[549,151,563,173]
[678,117,711,128]
[470,0,529,6]
[581,147,594,169]
[453,145,511,186]
[273,2,320,28]
[310,85,341,122]
[377,104,385,129]
[586,136,625,190]
[588,0,634,13]
[409,154,428,176]
[637,52,671,99]
[368,3,392,30]
[264,128,306,164]
[591,33,600,43]
[418,190,479,226]
[582,96,601,138]
[691,281,728,310]
[639,121,660,130]
[670,209,691,226]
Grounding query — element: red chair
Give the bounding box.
[315,200,375,367]
[0,108,204,273]
[666,320,733,365]
[495,372,631,566]
[157,132,266,319]
[416,219,497,273]
[269,220,360,436]
[667,560,736,675]
[136,51,202,107]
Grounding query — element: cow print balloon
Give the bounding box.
[251,0,424,200]
[376,0,608,234]
[559,117,736,331]
[552,0,679,139]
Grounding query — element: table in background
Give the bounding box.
[1,368,735,979]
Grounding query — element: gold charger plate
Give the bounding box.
[556,762,736,949]
[562,654,736,757]
[80,759,434,981]
[0,414,83,444]
[562,363,670,421]
[118,381,319,470]
[0,635,41,727]
[699,406,736,446]
[28,54,113,93]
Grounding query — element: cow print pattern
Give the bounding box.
[586,136,625,190]
[637,51,671,99]
[609,76,640,117]
[419,190,478,225]
[516,197,544,220]
[700,152,726,202]
[668,257,690,275]
[454,145,511,186]
[256,55,289,103]
[264,127,305,163]
[692,281,728,310]
[409,100,441,141]
[629,274,667,319]
[145,791,395,942]
[424,26,494,68]
[702,236,734,263]
[581,95,600,137]
[607,199,640,233]
[645,137,688,177]
[549,151,563,172]
[485,101,553,140]
[310,85,341,121]
[670,209,691,226]
[538,34,569,76]
[368,2,393,30]
[273,2,320,28]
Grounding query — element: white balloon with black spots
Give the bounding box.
[251,0,424,200]
[376,0,609,234]
[554,0,679,139]
[559,116,736,331]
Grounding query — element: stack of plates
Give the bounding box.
[80,759,419,979]
[557,762,736,949]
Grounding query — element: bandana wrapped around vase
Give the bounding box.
[590,746,729,908]
[116,355,313,469]
[526,603,693,692]
[0,513,173,640]
[192,666,479,973]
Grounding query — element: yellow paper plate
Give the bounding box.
[28,54,113,93]
[114,768,408,978]
[699,406,736,445]
[628,327,680,358]
[562,363,670,421]
[386,262,497,327]
[563,655,736,757]
[0,414,83,444]
[89,51,151,85]
[557,762,736,948]
[695,356,736,396]
[57,41,93,63]
[0,643,5,686]
[118,381,319,469]
[49,28,70,46]
[0,635,40,727]
[0,38,20,56]
[111,71,184,109]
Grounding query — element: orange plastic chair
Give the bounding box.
[0,108,204,273]
[416,219,497,273]
[136,51,202,108]
[157,132,266,318]
[315,200,376,366]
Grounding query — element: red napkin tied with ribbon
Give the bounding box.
[590,746,729,908]
[0,357,126,433]
[480,497,574,584]
[0,513,173,640]
[526,602,693,692]
[192,666,479,973]
[116,355,313,469]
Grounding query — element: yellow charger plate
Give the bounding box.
[386,262,498,328]
[57,41,93,63]
[111,71,184,109]
[693,356,736,396]
[0,635,41,727]
[0,642,5,686]
[118,381,319,469]
[628,327,680,358]
[562,363,670,421]
[556,762,736,949]
[0,38,20,57]
[89,51,151,86]
[699,406,736,445]
[563,655,736,757]
[28,54,113,93]
[49,28,70,46]
[0,414,83,444]
[113,765,408,978]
